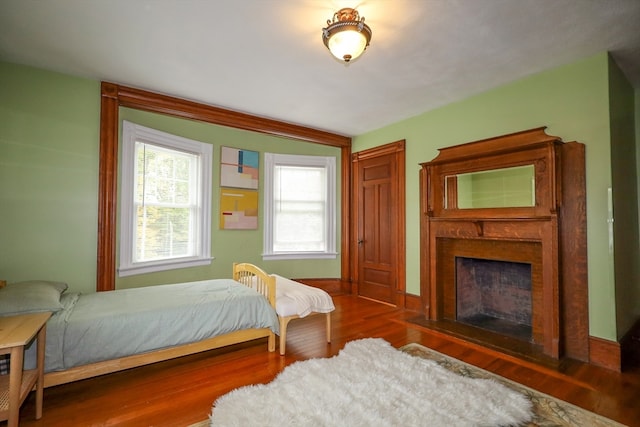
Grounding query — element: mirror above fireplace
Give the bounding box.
[445,164,535,209]
[419,127,589,362]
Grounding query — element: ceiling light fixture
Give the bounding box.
[322,7,372,63]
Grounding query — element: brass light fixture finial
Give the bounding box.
[322,7,372,63]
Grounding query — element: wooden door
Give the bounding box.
[352,141,405,306]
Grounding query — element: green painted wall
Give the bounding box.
[609,56,640,340]
[0,62,100,294]
[353,52,621,340]
[0,61,341,294]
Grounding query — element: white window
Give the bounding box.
[119,121,212,276]
[263,153,337,260]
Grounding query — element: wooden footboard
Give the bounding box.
[43,263,278,387]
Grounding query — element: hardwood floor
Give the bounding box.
[12,294,640,427]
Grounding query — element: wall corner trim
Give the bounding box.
[589,336,621,371]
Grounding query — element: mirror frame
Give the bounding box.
[420,127,561,220]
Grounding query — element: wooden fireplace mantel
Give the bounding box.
[419,127,589,361]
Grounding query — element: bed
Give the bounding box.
[1,263,279,387]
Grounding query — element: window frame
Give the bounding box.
[119,121,213,277]
[263,152,337,260]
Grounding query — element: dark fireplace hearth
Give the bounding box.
[456,257,532,342]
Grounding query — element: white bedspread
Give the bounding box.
[273,274,335,318]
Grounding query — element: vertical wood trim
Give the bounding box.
[97,83,351,292]
[559,142,589,361]
[340,146,352,292]
[589,336,621,371]
[349,151,360,295]
[395,140,406,305]
[404,293,422,312]
[545,219,561,358]
[419,167,430,316]
[96,82,119,292]
[445,176,458,209]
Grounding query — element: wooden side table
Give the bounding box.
[0,312,51,427]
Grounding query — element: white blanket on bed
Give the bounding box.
[273,275,335,318]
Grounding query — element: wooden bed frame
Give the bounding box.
[43,263,277,388]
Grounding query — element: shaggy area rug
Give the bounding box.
[209,338,533,426]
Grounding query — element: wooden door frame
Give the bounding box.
[350,140,406,306]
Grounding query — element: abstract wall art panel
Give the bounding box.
[220,146,259,189]
[220,188,259,230]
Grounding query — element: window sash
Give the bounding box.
[119,121,212,276]
[133,142,199,263]
[263,153,336,260]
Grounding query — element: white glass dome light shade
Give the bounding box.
[322,8,372,63]
[327,29,368,62]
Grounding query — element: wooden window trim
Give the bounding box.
[98,82,351,291]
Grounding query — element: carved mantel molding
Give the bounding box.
[419,127,588,361]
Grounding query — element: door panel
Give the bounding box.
[357,154,397,304]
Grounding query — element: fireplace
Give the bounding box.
[455,257,532,341]
[419,128,589,361]
[437,237,544,349]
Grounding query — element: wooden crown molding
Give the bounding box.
[97,82,351,291]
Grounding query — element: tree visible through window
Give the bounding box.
[134,143,196,261]
[119,122,212,276]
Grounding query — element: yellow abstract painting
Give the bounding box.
[220,188,259,230]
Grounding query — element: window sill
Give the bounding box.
[118,257,213,277]
[262,252,338,261]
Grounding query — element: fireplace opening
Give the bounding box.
[456,257,532,342]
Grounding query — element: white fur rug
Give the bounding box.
[210,338,532,426]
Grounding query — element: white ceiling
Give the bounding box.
[1,0,639,137]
